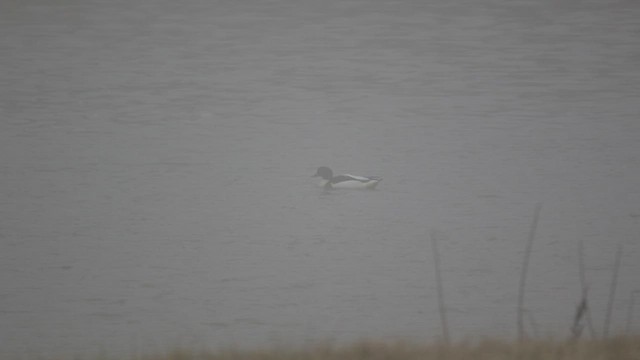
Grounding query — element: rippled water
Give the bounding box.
[1,0,639,356]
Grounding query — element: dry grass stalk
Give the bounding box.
[517,203,542,341]
[571,288,588,339]
[430,229,450,344]
[625,290,640,334]
[603,243,623,338]
[577,239,597,338]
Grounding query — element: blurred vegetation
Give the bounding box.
[39,336,638,360]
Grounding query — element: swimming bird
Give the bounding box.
[313,166,381,190]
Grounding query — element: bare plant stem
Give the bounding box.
[625,290,640,334]
[430,229,450,344]
[577,239,597,338]
[571,288,588,339]
[517,203,542,341]
[603,243,623,338]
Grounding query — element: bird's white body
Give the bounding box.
[313,167,381,190]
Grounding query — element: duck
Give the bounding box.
[313,166,381,190]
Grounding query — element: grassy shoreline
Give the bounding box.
[42,336,635,360]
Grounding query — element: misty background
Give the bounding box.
[1,0,639,357]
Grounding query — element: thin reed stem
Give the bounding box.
[517,203,542,341]
[577,239,597,338]
[430,229,450,344]
[625,290,640,334]
[571,289,588,339]
[603,242,623,338]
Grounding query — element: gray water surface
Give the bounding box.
[1,0,639,357]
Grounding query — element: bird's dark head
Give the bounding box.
[313,166,333,180]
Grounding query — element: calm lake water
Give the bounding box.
[1,0,639,357]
